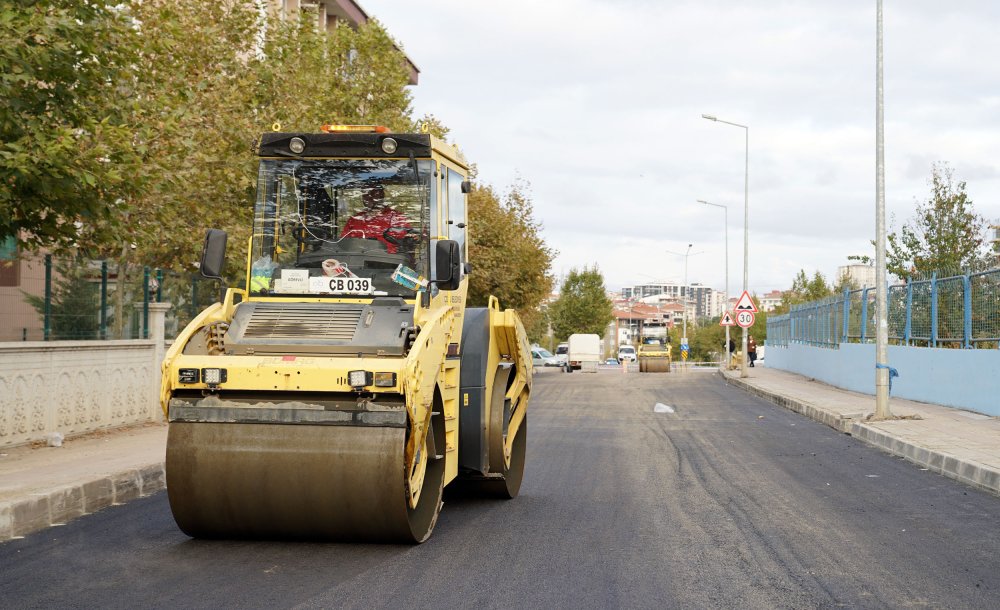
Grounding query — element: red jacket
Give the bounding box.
[342,207,411,254]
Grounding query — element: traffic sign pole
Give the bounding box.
[733,290,757,376]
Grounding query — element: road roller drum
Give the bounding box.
[166,421,444,542]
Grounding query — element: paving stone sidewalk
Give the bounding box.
[0,422,167,541]
[721,365,1000,496]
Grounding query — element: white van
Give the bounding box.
[617,345,636,362]
[553,342,569,366]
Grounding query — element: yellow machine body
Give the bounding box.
[160,130,531,542]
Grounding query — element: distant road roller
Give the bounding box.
[160,126,531,543]
[637,335,671,373]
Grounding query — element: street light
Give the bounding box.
[698,199,729,368]
[702,113,750,378]
[665,244,703,344]
[873,0,892,419]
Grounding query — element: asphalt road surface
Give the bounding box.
[3,370,999,609]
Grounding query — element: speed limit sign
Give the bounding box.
[736,310,755,328]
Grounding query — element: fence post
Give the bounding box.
[43,254,52,341]
[808,304,815,345]
[147,302,172,421]
[822,301,829,346]
[860,288,869,342]
[100,261,108,340]
[819,304,830,346]
[963,273,972,349]
[143,266,150,340]
[156,269,164,303]
[841,289,849,344]
[904,279,912,345]
[930,272,938,347]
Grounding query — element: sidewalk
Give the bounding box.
[721,365,1000,497]
[0,423,167,541]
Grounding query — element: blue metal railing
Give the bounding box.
[767,268,1000,349]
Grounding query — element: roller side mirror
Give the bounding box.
[433,239,462,291]
[199,229,227,280]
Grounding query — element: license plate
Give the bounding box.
[309,276,374,295]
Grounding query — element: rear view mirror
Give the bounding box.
[461,180,472,194]
[199,229,227,280]
[433,239,461,291]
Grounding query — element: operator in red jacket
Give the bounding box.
[341,185,411,254]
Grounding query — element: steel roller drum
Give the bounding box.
[166,422,443,543]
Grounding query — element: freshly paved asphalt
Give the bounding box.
[2,370,998,609]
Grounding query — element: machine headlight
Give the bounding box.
[381,137,398,154]
[289,137,306,154]
[178,368,199,384]
[202,368,227,386]
[348,370,373,388]
[373,372,396,388]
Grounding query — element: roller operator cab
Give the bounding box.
[160,126,532,543]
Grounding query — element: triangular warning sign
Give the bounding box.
[733,290,758,313]
[719,311,736,326]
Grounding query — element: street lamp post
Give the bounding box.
[698,199,729,368]
[702,113,749,378]
[874,0,892,418]
[665,245,703,355]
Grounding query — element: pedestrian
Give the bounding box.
[748,335,757,367]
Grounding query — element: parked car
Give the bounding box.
[617,345,637,362]
[531,346,560,367]
[605,358,620,365]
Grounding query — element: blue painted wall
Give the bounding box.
[765,343,1000,416]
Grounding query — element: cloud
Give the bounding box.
[373,0,1000,293]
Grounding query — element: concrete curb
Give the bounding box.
[850,424,1000,496]
[719,371,1000,497]
[721,372,863,433]
[0,462,165,542]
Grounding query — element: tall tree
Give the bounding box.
[776,269,832,312]
[887,163,989,277]
[467,180,555,337]
[0,1,140,250]
[549,266,613,339]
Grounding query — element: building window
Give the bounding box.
[0,236,18,286]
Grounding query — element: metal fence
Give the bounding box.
[0,254,218,342]
[767,268,1000,349]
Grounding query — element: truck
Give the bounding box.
[160,124,532,543]
[638,335,671,372]
[566,333,601,373]
[553,342,569,367]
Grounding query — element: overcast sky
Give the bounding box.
[369,0,1000,295]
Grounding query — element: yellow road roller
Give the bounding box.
[160,126,531,543]
[637,335,671,373]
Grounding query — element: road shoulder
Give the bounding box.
[720,367,1000,497]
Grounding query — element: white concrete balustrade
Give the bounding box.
[0,303,170,449]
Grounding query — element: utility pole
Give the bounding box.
[702,113,750,378]
[873,0,892,419]
[698,199,729,368]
